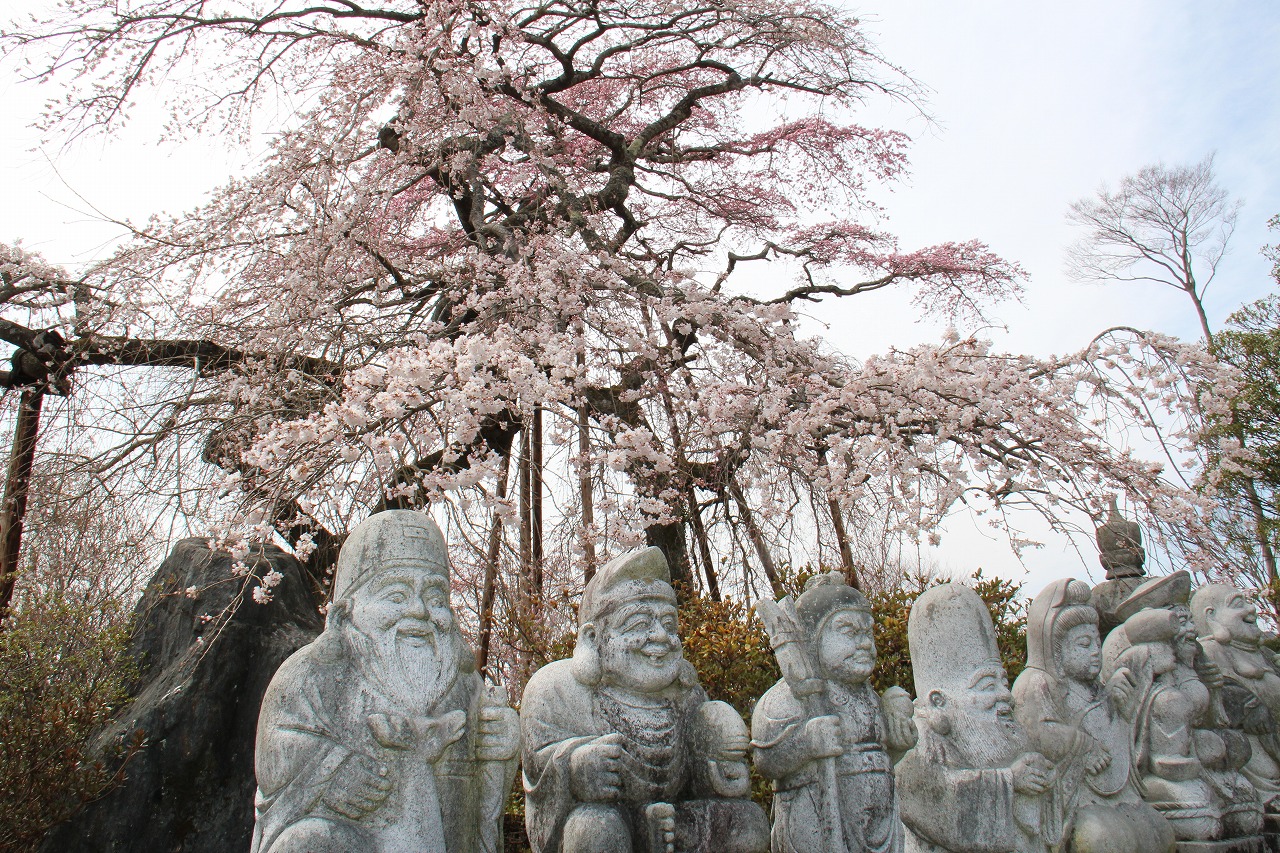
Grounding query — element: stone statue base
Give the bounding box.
[1176,837,1266,853]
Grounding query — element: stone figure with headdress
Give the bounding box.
[519,547,769,853]
[1091,498,1148,638]
[895,583,1057,853]
[251,510,521,853]
[1012,578,1174,853]
[1100,571,1263,841]
[1192,583,1280,816]
[751,572,917,853]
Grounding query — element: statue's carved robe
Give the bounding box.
[896,728,1051,853]
[752,679,900,853]
[521,659,725,853]
[250,631,492,853]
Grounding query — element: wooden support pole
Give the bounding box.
[0,389,45,621]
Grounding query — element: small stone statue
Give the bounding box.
[1101,572,1263,842]
[1091,497,1148,638]
[250,510,521,853]
[1012,578,1174,853]
[1192,583,1280,815]
[751,572,917,853]
[519,548,769,853]
[895,583,1057,853]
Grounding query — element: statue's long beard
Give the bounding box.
[943,711,1028,769]
[347,623,461,713]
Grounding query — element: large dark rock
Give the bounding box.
[40,538,323,853]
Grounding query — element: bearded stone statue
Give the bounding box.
[519,547,769,853]
[1013,578,1174,853]
[751,572,917,853]
[250,510,521,853]
[1101,572,1263,842]
[1192,583,1280,816]
[895,583,1057,853]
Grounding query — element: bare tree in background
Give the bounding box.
[1069,157,1280,601]
[1067,154,1241,347]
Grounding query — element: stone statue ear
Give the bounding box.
[927,689,947,709]
[571,623,602,686]
[1205,607,1232,643]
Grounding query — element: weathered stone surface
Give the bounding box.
[752,572,916,853]
[520,547,768,853]
[251,509,520,853]
[40,537,323,853]
[1014,578,1175,853]
[1092,498,1150,638]
[1193,584,1280,815]
[1101,574,1264,842]
[896,582,1056,853]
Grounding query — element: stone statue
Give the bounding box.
[1100,572,1263,842]
[519,547,769,853]
[895,583,1057,853]
[1091,497,1148,638]
[1012,578,1174,853]
[751,572,917,853]
[250,510,521,853]
[1192,583,1280,815]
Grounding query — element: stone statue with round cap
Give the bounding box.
[250,509,521,853]
[519,547,769,853]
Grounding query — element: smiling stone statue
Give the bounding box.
[520,547,769,853]
[1193,583,1280,816]
[250,510,520,853]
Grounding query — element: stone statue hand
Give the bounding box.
[570,732,626,802]
[323,751,394,820]
[803,714,843,760]
[882,687,918,753]
[476,705,520,762]
[416,709,468,762]
[1011,752,1054,796]
[1195,655,1224,690]
[1081,737,1111,775]
[1106,666,1139,719]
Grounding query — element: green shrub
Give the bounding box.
[0,593,135,852]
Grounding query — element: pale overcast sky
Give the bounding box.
[1,1,1277,592]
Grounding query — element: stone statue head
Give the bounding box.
[1096,496,1145,581]
[1026,578,1101,685]
[909,584,1026,764]
[1192,583,1262,648]
[571,547,696,694]
[327,510,469,708]
[795,572,875,685]
[1113,571,1198,665]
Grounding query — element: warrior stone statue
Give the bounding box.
[752,572,917,853]
[1012,578,1174,853]
[896,583,1057,853]
[250,510,521,853]
[519,547,769,853]
[1192,583,1280,815]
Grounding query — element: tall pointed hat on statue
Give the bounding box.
[909,583,1004,697]
[1096,495,1146,581]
